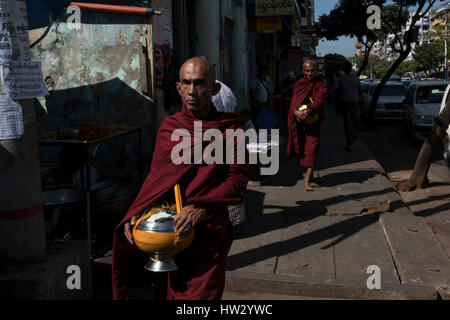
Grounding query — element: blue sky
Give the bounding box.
[315,0,357,58]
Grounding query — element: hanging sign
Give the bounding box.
[256,0,294,17]
[257,17,283,31]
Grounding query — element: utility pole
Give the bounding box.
[446,8,448,79]
[0,0,46,263]
[442,2,450,80]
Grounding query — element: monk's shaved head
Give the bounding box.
[180,57,216,85]
[303,60,317,81]
[176,57,221,119]
[303,60,317,70]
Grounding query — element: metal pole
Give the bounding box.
[446,8,448,80]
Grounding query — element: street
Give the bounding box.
[359,119,450,259]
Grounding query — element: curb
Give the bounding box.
[225,270,438,300]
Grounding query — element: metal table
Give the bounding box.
[38,127,142,257]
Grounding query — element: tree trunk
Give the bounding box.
[367,51,409,127]
[357,43,374,77]
[396,101,450,192]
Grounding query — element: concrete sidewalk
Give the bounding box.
[224,108,450,300]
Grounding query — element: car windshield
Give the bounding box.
[416,85,447,104]
[380,85,406,96]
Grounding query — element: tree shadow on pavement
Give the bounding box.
[227,212,381,271]
[403,193,450,208]
[413,201,450,218]
[259,157,302,187]
[228,188,407,270]
[316,170,379,188]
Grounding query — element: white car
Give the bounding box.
[439,84,450,166]
[402,80,450,142]
[363,81,407,120]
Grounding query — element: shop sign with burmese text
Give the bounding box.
[255,0,294,17]
[257,17,283,31]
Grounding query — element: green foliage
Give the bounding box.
[395,60,419,75]
[413,40,445,72]
[318,0,409,76]
[349,54,419,78]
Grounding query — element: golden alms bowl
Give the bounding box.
[132,205,195,272]
[296,105,319,125]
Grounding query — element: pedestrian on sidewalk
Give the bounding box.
[112,57,250,300]
[208,63,247,229]
[335,61,367,151]
[250,65,274,127]
[287,60,327,191]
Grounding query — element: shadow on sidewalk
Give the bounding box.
[404,193,450,208]
[413,201,450,218]
[230,188,406,270]
[315,170,379,188]
[227,213,382,271]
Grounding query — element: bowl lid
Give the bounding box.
[137,208,177,233]
[137,219,175,233]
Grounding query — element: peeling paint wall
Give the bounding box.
[30,9,165,182]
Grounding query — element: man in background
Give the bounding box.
[250,65,274,126]
[335,61,366,151]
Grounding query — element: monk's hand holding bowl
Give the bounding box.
[295,108,310,121]
[174,204,206,235]
[124,215,139,245]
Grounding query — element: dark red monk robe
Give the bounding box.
[286,77,327,168]
[111,104,249,300]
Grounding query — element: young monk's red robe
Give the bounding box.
[286,76,328,168]
[112,104,249,300]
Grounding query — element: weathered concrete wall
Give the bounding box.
[232,2,250,112]
[30,10,162,182]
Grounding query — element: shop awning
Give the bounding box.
[26,0,151,29]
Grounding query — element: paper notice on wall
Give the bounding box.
[0,61,49,99]
[0,29,12,62]
[0,0,30,61]
[11,0,31,61]
[0,98,23,140]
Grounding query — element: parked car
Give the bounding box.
[439,84,450,166]
[401,78,412,87]
[363,81,407,119]
[402,80,450,142]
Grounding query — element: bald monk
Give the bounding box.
[111,57,250,300]
[287,60,327,191]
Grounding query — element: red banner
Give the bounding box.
[0,203,43,220]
